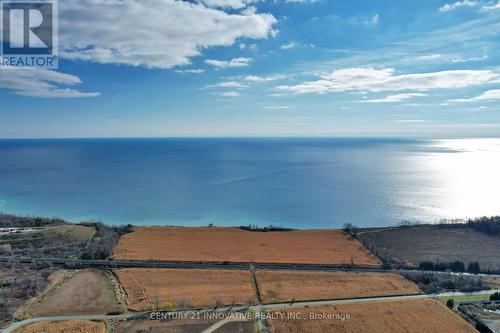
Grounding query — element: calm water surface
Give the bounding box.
[0,138,499,228]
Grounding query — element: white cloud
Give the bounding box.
[59,0,276,69]
[417,54,443,61]
[276,67,500,94]
[200,0,255,9]
[205,81,249,88]
[0,67,99,98]
[265,105,290,109]
[450,54,489,63]
[204,75,281,93]
[393,120,429,123]
[416,53,488,64]
[449,89,500,102]
[205,57,253,69]
[361,93,427,103]
[481,0,500,10]
[175,69,206,74]
[240,43,258,51]
[439,0,478,12]
[280,42,298,49]
[348,14,380,27]
[244,75,282,82]
[220,91,240,96]
[285,0,319,3]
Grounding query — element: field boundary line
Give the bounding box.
[250,266,263,305]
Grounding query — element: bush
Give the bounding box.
[162,302,173,311]
[490,291,500,301]
[467,262,480,274]
[0,244,12,255]
[343,223,358,238]
[80,222,133,260]
[449,261,465,273]
[419,261,435,270]
[446,298,454,309]
[443,279,456,290]
[435,262,449,271]
[419,261,476,273]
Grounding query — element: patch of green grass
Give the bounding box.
[436,294,491,306]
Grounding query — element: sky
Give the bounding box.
[1,0,500,138]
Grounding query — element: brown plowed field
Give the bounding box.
[256,271,420,303]
[268,299,477,333]
[116,268,257,310]
[113,227,380,266]
[14,320,106,333]
[114,319,218,333]
[26,269,123,316]
[358,225,500,270]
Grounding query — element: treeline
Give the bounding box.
[80,222,133,260]
[403,271,487,293]
[419,261,481,274]
[467,216,500,237]
[240,224,294,232]
[0,213,67,228]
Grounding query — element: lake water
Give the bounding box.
[0,137,499,228]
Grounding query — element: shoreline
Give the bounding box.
[0,208,474,230]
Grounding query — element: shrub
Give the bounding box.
[446,298,454,309]
[490,291,500,301]
[467,262,480,274]
[0,244,12,255]
[443,279,456,290]
[162,302,173,311]
[80,222,134,259]
[419,261,435,270]
[449,261,465,273]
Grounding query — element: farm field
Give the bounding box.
[358,224,500,270]
[256,271,420,303]
[113,227,380,266]
[116,268,257,310]
[23,269,124,317]
[215,321,256,333]
[437,293,491,306]
[115,318,256,333]
[14,320,106,333]
[268,298,477,333]
[114,319,219,333]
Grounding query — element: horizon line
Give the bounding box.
[0,135,499,140]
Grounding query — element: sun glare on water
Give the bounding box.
[421,138,500,220]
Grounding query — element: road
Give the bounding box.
[2,290,498,333]
[0,256,386,272]
[1,256,498,277]
[200,317,248,333]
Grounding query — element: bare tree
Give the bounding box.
[177,298,191,310]
[213,296,223,308]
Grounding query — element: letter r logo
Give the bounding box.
[1,1,54,55]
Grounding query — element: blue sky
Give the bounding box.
[1,0,500,138]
